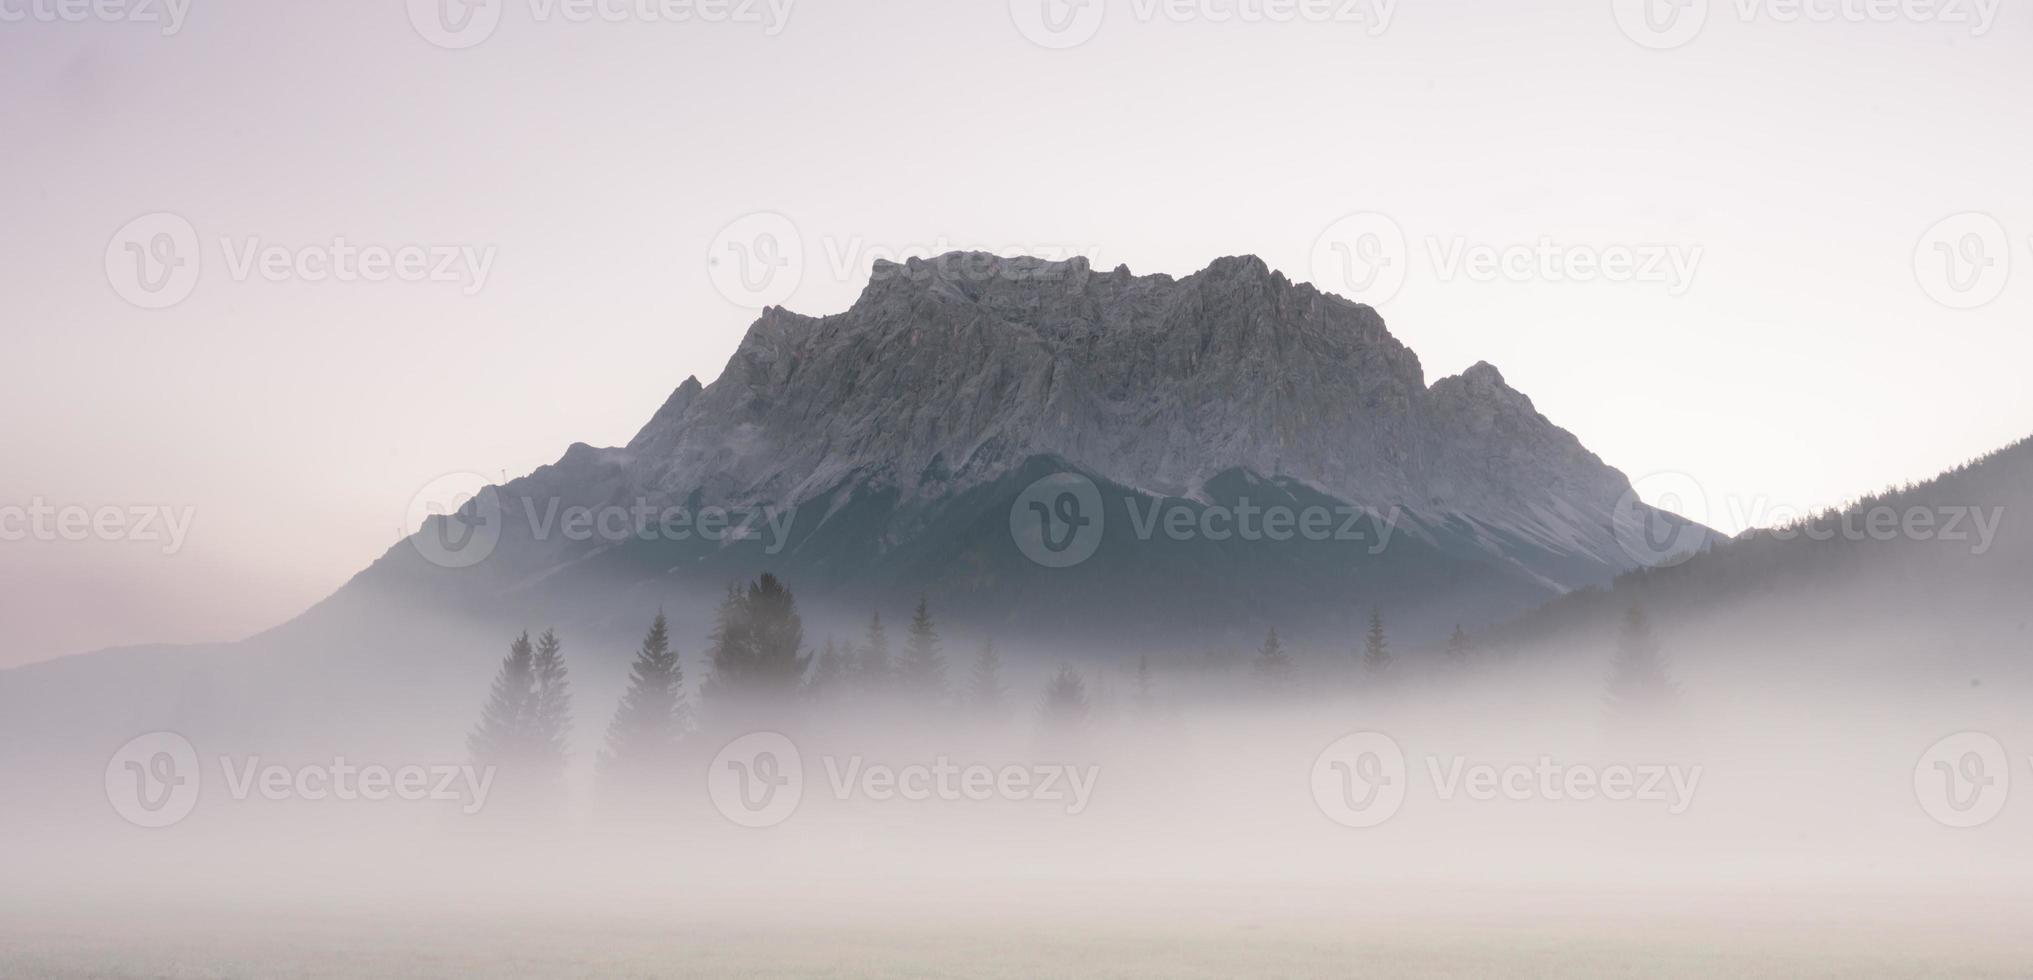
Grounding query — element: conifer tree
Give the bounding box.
[601,612,688,775]
[1362,609,1393,675]
[743,573,810,686]
[702,584,746,686]
[1252,627,1292,685]
[899,595,947,699]
[1134,654,1154,715]
[1444,625,1474,671]
[530,628,571,774]
[470,631,536,767]
[1090,673,1120,726]
[703,573,810,710]
[1040,666,1090,730]
[806,636,849,701]
[969,637,1009,715]
[1605,602,1678,714]
[857,610,891,692]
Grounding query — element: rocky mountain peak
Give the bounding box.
[608,252,1645,582]
[1457,360,1506,387]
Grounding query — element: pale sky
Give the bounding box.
[2,0,2029,667]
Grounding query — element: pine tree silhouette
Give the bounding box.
[601,612,688,777]
[1605,602,1678,717]
[1040,666,1090,730]
[529,628,572,777]
[899,595,947,700]
[968,637,1009,716]
[1362,609,1393,676]
[1252,628,1292,686]
[703,573,810,714]
[470,631,536,767]
[857,610,891,693]
[1444,625,1474,671]
[806,637,849,702]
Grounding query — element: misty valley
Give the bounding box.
[8,6,2031,973]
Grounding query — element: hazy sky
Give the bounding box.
[2,0,2029,666]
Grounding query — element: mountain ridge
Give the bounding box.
[604,250,1648,588]
[1487,433,2033,668]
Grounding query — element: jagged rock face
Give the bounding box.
[620,251,1639,577]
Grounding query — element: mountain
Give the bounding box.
[1484,435,2033,688]
[0,251,1698,782]
[366,252,1688,652]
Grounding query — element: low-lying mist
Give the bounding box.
[11,613,2033,977]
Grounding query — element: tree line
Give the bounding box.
[469,572,1682,791]
[466,572,1095,792]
